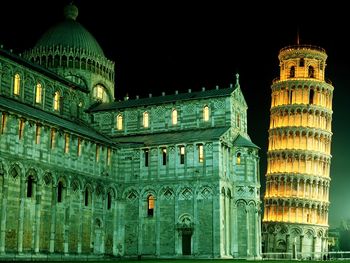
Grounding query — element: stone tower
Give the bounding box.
[262,44,333,259]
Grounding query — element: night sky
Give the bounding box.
[0,1,349,227]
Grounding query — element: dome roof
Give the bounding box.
[34,3,105,57]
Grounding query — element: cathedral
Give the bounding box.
[0,3,261,259]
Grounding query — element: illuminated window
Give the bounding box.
[117,114,123,130]
[57,181,64,203]
[77,138,82,156]
[299,58,304,67]
[27,175,34,198]
[289,66,295,78]
[64,134,70,153]
[1,114,6,134]
[198,144,204,163]
[18,119,25,140]
[35,125,41,144]
[172,109,178,125]
[13,74,20,95]
[93,84,108,102]
[162,148,167,165]
[203,106,209,121]
[309,89,314,104]
[50,129,56,149]
[107,192,112,210]
[236,153,241,165]
[53,91,60,111]
[143,112,149,128]
[96,145,100,162]
[180,146,185,164]
[308,66,315,78]
[35,83,43,104]
[147,195,155,216]
[144,149,149,167]
[107,148,111,165]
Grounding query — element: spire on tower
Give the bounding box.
[297,28,300,45]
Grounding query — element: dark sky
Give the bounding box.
[1,1,349,227]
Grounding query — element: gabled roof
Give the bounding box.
[113,126,230,146]
[0,95,113,145]
[233,134,259,149]
[88,87,235,112]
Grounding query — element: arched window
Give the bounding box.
[203,106,209,121]
[93,84,109,102]
[117,114,123,130]
[57,181,64,203]
[308,66,315,78]
[147,195,155,216]
[107,192,112,210]
[143,112,149,128]
[35,83,42,104]
[53,91,60,111]
[309,89,315,104]
[236,152,241,165]
[198,144,204,163]
[84,188,90,206]
[14,74,20,95]
[237,113,240,128]
[289,66,295,78]
[172,109,178,125]
[299,58,305,67]
[27,175,34,198]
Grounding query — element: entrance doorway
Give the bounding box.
[182,233,191,255]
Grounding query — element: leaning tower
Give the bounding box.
[262,44,333,259]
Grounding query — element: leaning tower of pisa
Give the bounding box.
[262,44,333,259]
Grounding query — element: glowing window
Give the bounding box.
[143,112,149,128]
[77,138,82,156]
[147,195,155,216]
[117,114,123,130]
[13,74,20,95]
[18,119,25,140]
[35,125,41,144]
[93,85,108,102]
[172,109,178,125]
[50,129,56,149]
[198,144,204,163]
[54,91,60,111]
[64,134,70,153]
[203,106,209,121]
[1,114,7,134]
[96,145,100,162]
[236,153,241,165]
[180,146,185,164]
[35,83,42,104]
[107,148,111,165]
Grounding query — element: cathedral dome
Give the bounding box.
[34,3,105,57]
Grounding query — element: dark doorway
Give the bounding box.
[182,233,191,255]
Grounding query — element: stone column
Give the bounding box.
[77,191,83,254]
[0,182,8,254]
[34,184,42,253]
[49,185,57,253]
[156,197,160,256]
[17,176,25,254]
